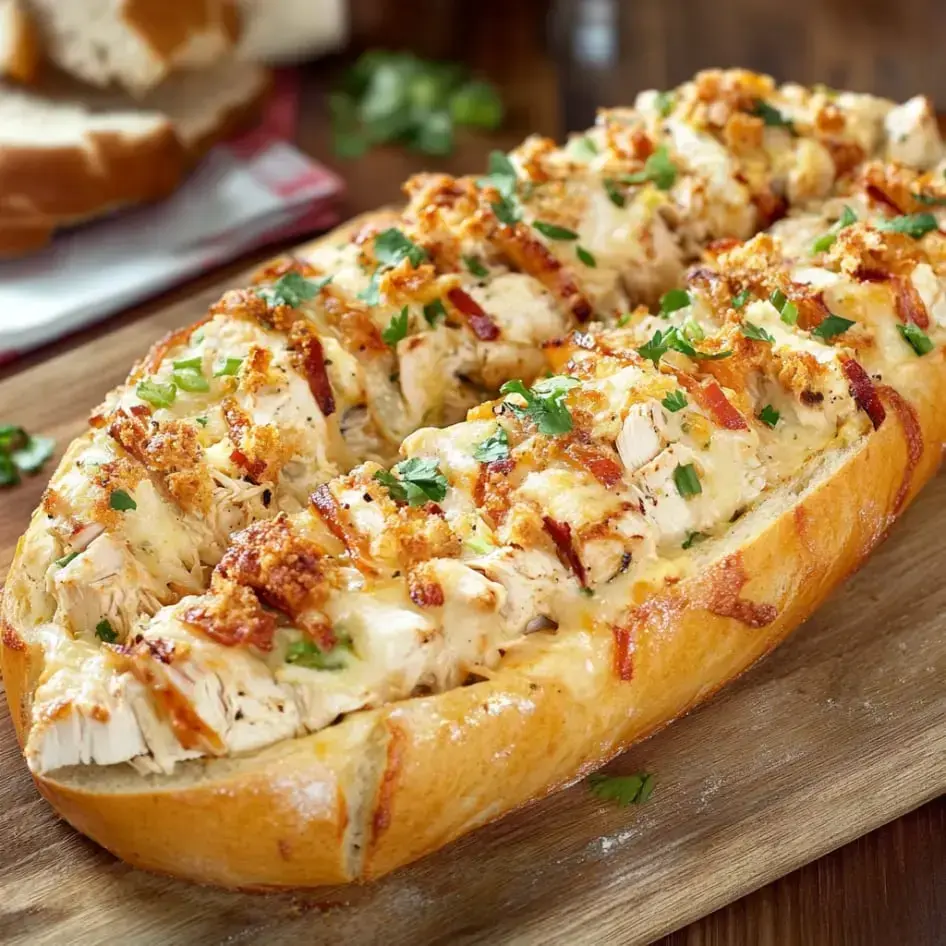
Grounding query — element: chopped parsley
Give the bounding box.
[382,305,410,346]
[673,463,701,498]
[622,145,677,190]
[473,425,510,462]
[172,367,209,393]
[576,245,597,267]
[285,635,351,671]
[811,313,855,340]
[500,375,580,436]
[136,379,176,408]
[661,390,688,412]
[603,178,625,208]
[659,288,690,317]
[0,425,55,487]
[109,489,137,512]
[479,150,518,197]
[913,192,946,207]
[759,404,781,427]
[636,326,731,365]
[568,135,599,160]
[741,321,775,344]
[214,357,243,377]
[255,271,326,308]
[811,205,857,254]
[95,619,118,643]
[374,228,428,268]
[195,416,209,427]
[897,322,935,356]
[877,213,938,239]
[682,531,707,550]
[588,772,655,806]
[534,220,578,241]
[463,255,489,278]
[654,90,675,117]
[731,289,752,310]
[423,298,447,326]
[751,99,795,132]
[769,289,798,326]
[374,457,448,506]
[491,194,522,225]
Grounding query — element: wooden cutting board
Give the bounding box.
[1,260,945,946]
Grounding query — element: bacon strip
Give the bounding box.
[677,376,748,431]
[222,399,267,482]
[841,358,886,430]
[542,516,587,587]
[408,574,445,608]
[295,334,336,416]
[892,275,930,330]
[447,288,501,341]
[612,625,634,681]
[311,484,376,573]
[563,439,624,488]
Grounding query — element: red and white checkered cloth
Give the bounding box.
[0,69,344,362]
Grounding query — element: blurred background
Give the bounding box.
[3,0,944,354]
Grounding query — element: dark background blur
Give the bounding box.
[351,0,946,133]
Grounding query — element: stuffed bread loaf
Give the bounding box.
[4,69,946,887]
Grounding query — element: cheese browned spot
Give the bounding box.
[108,408,213,513]
[181,580,277,651]
[700,553,777,628]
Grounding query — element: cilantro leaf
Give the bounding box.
[623,145,677,190]
[109,489,137,512]
[588,772,655,806]
[661,390,687,412]
[136,379,176,408]
[256,271,324,308]
[731,289,751,310]
[576,245,597,267]
[811,313,855,340]
[877,213,938,239]
[423,298,447,326]
[741,321,775,343]
[659,288,690,316]
[534,220,579,241]
[374,228,428,268]
[463,255,489,278]
[759,404,781,427]
[95,619,117,643]
[473,425,510,463]
[491,195,522,225]
[374,457,448,506]
[500,376,580,436]
[751,99,795,132]
[382,306,410,346]
[603,178,626,208]
[479,150,518,197]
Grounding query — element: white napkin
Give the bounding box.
[0,134,343,362]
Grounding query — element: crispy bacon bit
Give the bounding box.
[677,376,748,430]
[824,140,865,179]
[612,625,634,681]
[473,457,515,526]
[877,385,924,513]
[892,275,930,330]
[630,128,655,160]
[793,291,832,332]
[408,573,445,608]
[841,358,886,430]
[311,484,376,573]
[702,553,777,628]
[182,582,278,652]
[215,514,325,620]
[563,438,624,488]
[221,398,290,484]
[292,331,336,416]
[865,183,904,217]
[493,222,593,323]
[447,287,500,341]
[706,237,742,256]
[542,515,587,587]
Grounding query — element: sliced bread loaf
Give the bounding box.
[0,0,39,84]
[20,0,240,95]
[0,60,269,256]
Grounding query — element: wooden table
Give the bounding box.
[1,56,944,946]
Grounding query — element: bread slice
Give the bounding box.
[21,0,240,95]
[0,60,269,255]
[0,0,40,84]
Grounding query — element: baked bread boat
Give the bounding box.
[4,69,946,887]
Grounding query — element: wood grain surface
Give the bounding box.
[2,28,946,944]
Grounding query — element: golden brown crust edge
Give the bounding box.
[3,0,41,85]
[9,351,944,888]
